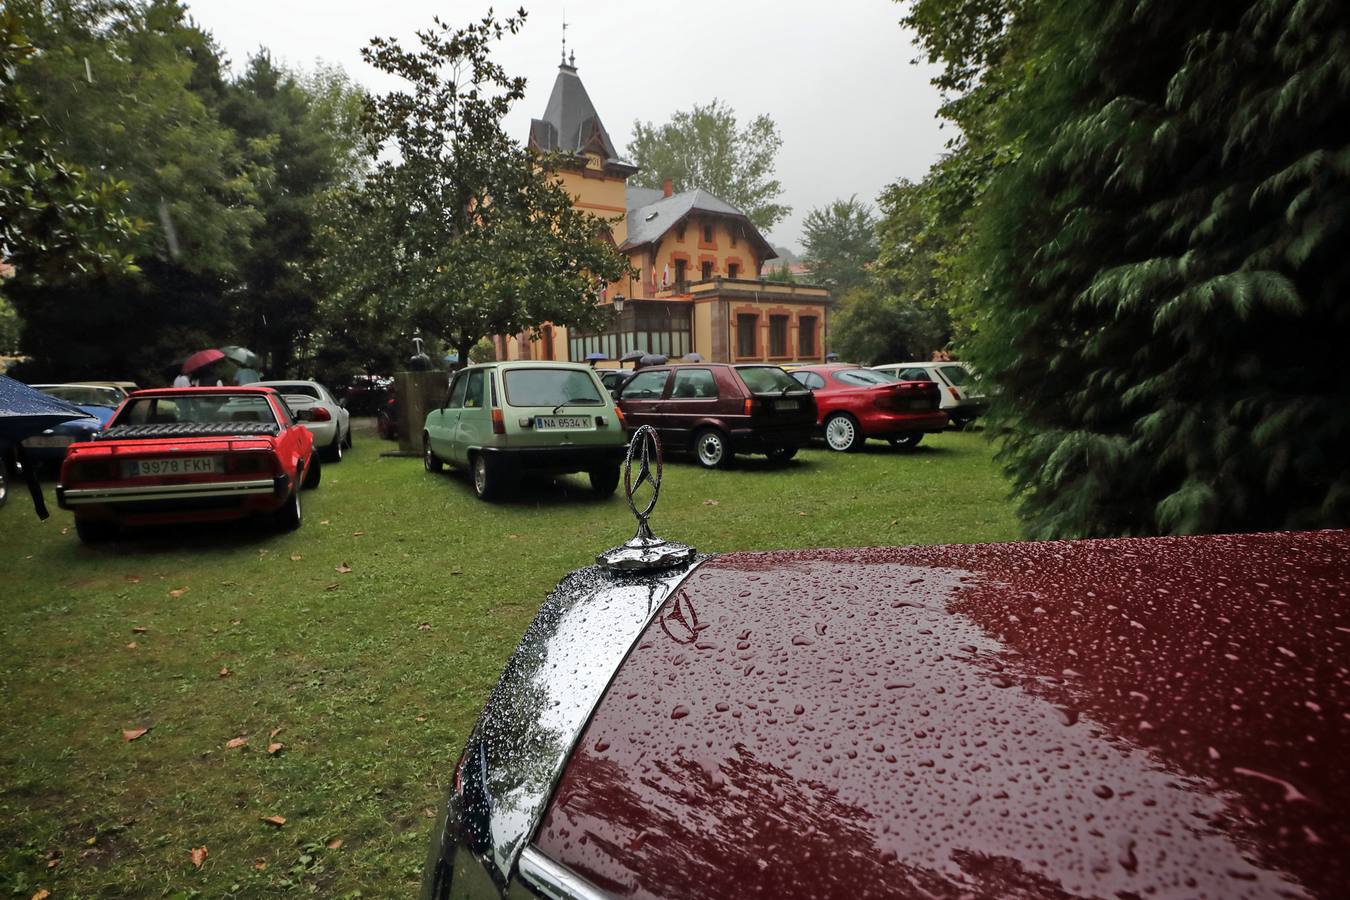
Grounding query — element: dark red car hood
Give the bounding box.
[535,531,1350,898]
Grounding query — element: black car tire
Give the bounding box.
[589,464,621,496]
[824,413,864,452]
[889,434,924,450]
[0,465,6,509]
[424,433,444,473]
[302,453,322,489]
[766,446,798,463]
[694,428,732,469]
[472,453,501,500]
[343,425,353,450]
[275,488,302,531]
[75,516,117,543]
[326,428,344,463]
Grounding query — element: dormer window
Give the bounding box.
[703,224,713,243]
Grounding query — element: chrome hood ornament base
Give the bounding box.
[599,425,696,572]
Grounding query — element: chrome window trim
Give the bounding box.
[517,846,610,900]
[58,478,276,504]
[426,556,709,898]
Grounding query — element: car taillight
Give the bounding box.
[743,398,754,416]
[614,406,626,427]
[309,407,332,422]
[491,408,505,435]
[948,387,961,401]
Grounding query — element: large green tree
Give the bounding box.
[0,9,140,317]
[339,11,630,367]
[5,0,257,383]
[627,100,790,232]
[800,196,878,294]
[922,0,1350,537]
[830,283,949,365]
[219,54,368,376]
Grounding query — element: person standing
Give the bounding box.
[173,372,190,388]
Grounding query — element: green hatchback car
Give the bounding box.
[422,361,629,500]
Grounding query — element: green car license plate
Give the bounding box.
[124,456,223,477]
[535,415,594,431]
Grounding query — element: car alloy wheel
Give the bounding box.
[329,429,344,462]
[694,429,729,469]
[424,434,443,473]
[825,413,861,452]
[472,453,499,500]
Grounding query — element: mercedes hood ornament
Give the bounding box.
[598,425,696,572]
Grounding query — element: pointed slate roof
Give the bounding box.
[529,61,633,173]
[620,188,777,262]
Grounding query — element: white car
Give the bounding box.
[871,361,988,428]
[249,380,352,461]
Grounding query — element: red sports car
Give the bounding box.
[790,364,948,451]
[56,387,320,542]
[422,434,1350,899]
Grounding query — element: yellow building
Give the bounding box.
[494,56,832,365]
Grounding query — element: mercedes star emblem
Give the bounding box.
[598,426,696,572]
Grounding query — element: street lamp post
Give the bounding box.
[612,293,625,314]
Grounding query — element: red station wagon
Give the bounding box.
[791,364,949,451]
[56,387,320,541]
[422,465,1350,899]
[616,364,816,467]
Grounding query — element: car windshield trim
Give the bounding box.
[113,393,280,427]
[502,367,605,408]
[835,368,897,386]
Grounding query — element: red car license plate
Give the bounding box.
[124,456,223,477]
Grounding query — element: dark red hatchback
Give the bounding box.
[615,364,816,467]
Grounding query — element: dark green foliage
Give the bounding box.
[337,11,631,367]
[0,9,140,292]
[219,54,367,376]
[627,100,790,231]
[800,196,878,294]
[961,0,1350,536]
[830,283,950,364]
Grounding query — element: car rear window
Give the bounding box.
[265,383,322,399]
[116,394,278,426]
[835,368,896,386]
[503,368,604,407]
[937,364,971,386]
[37,385,123,408]
[736,366,808,394]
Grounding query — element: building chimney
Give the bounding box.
[663,178,673,198]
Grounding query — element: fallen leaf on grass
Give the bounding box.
[230,618,242,625]
[126,642,138,650]
[60,526,69,535]
[424,807,435,818]
[225,736,248,749]
[414,715,427,723]
[257,549,269,557]
[887,518,899,528]
[703,498,720,506]
[417,622,431,631]
[122,727,148,742]
[31,889,50,900]
[131,625,148,634]
[189,846,207,868]
[267,742,283,755]
[326,838,343,850]
[253,858,266,870]
[351,531,365,537]
[125,575,142,584]
[269,726,283,739]
[220,580,238,587]
[507,533,520,540]
[319,519,330,525]
[335,564,352,574]
[324,583,340,592]
[218,666,230,678]
[168,587,189,599]
[289,554,302,562]
[259,815,286,827]
[797,511,808,517]
[449,569,463,576]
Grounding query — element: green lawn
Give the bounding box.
[0,424,1016,898]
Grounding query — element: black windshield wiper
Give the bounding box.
[552,398,596,414]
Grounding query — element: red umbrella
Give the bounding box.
[181,349,225,374]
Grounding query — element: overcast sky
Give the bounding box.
[185,0,950,253]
